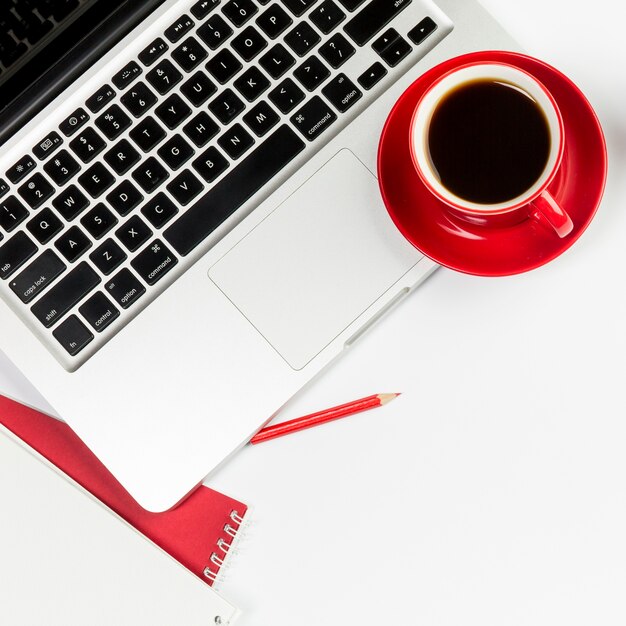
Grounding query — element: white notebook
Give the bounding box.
[0,426,240,626]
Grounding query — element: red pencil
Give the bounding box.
[250,393,400,445]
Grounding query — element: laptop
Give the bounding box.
[0,0,517,511]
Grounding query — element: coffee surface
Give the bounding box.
[427,79,551,205]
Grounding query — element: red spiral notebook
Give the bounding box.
[0,394,248,586]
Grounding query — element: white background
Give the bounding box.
[2,0,625,624]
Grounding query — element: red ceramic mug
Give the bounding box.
[409,62,574,238]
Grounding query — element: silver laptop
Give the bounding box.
[0,0,516,510]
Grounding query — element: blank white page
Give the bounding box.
[0,426,240,626]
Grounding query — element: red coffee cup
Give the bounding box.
[409,62,574,238]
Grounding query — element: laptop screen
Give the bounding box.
[0,0,163,143]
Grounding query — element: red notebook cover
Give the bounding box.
[0,395,247,585]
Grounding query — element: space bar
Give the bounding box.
[164,125,305,256]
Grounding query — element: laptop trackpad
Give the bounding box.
[209,149,421,370]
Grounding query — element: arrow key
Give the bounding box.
[357,61,387,90]
[379,36,412,67]
[372,28,399,54]
[408,17,437,45]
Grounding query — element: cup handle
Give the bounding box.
[530,190,574,238]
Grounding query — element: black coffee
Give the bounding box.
[427,79,551,204]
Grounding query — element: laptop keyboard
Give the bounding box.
[0,0,445,367]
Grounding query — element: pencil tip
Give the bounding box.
[378,393,401,405]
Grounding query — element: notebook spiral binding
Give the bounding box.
[203,509,245,584]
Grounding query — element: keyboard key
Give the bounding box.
[43,150,80,186]
[290,95,337,140]
[206,49,243,84]
[269,77,305,113]
[259,43,295,78]
[33,131,63,161]
[165,125,304,255]
[319,32,355,68]
[321,73,362,111]
[218,123,254,159]
[112,61,142,90]
[52,184,90,221]
[138,38,169,67]
[81,204,118,240]
[104,139,141,176]
[95,105,132,141]
[9,249,66,304]
[344,0,411,46]
[59,108,90,137]
[146,60,183,95]
[79,292,120,332]
[357,61,387,89]
[284,22,320,56]
[31,262,101,328]
[116,215,152,252]
[209,89,245,124]
[234,66,271,101]
[132,157,170,193]
[192,146,230,182]
[78,163,115,199]
[55,226,92,262]
[0,196,29,232]
[155,94,192,129]
[379,35,411,66]
[107,180,143,217]
[27,208,63,244]
[53,315,94,356]
[281,0,318,17]
[86,84,116,113]
[243,101,280,136]
[183,112,220,147]
[89,240,127,276]
[222,0,258,27]
[167,170,205,205]
[0,179,8,200]
[120,82,158,118]
[191,0,221,19]
[18,173,54,209]
[131,239,178,285]
[197,14,233,50]
[172,37,208,72]
[293,55,330,91]
[232,26,267,61]
[141,192,179,228]
[130,117,167,152]
[372,27,398,53]
[407,16,437,45]
[0,231,38,280]
[310,0,345,33]
[105,268,146,309]
[181,71,217,107]
[69,128,106,163]
[6,155,36,184]
[256,4,292,38]
[158,135,195,170]
[164,14,195,43]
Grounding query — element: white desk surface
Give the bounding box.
[2,0,625,624]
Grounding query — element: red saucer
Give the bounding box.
[378,51,608,276]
